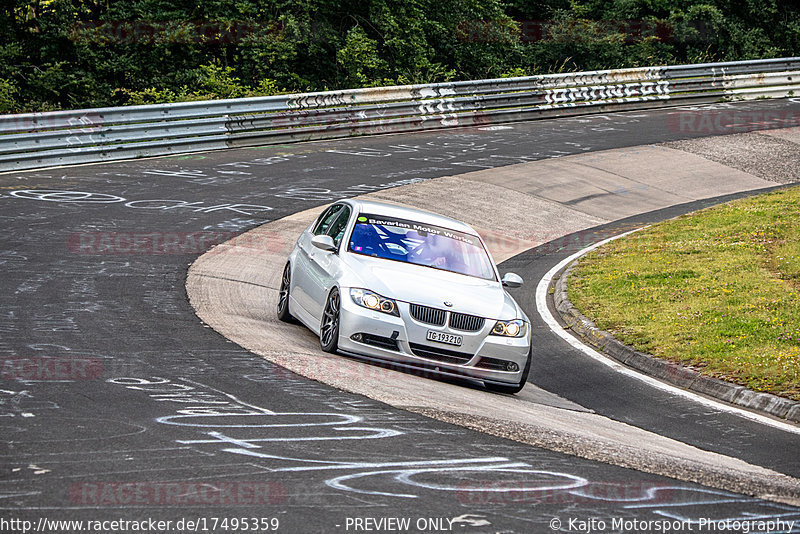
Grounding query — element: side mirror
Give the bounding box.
[311,234,337,253]
[501,272,523,288]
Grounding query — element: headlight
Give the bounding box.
[491,319,526,337]
[350,288,399,316]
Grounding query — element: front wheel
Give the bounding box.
[484,348,531,394]
[276,262,295,323]
[320,288,341,353]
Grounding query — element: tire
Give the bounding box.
[277,262,295,323]
[484,348,531,394]
[319,288,341,353]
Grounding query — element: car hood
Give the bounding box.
[343,254,521,320]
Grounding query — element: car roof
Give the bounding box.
[343,199,478,236]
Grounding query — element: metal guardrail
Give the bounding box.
[1,57,798,172]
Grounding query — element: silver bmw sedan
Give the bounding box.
[277,199,532,393]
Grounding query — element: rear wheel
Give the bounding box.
[277,263,294,323]
[320,288,341,353]
[484,348,531,394]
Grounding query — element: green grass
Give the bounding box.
[569,186,800,400]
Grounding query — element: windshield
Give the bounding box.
[347,214,496,281]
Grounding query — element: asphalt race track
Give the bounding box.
[2,99,800,533]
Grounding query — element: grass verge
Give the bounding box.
[569,186,800,401]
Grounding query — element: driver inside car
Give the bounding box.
[410,233,465,271]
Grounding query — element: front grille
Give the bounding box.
[409,303,485,331]
[360,333,399,352]
[476,357,511,371]
[449,312,485,332]
[409,342,473,365]
[409,303,446,326]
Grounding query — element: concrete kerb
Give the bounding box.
[553,249,800,424]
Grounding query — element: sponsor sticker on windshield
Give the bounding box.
[356,213,478,246]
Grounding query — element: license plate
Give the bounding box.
[426,331,462,346]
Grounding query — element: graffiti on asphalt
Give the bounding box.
[105,375,800,531]
[8,190,273,216]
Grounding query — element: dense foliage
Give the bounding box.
[1,0,799,112]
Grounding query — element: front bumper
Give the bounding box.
[337,296,530,386]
